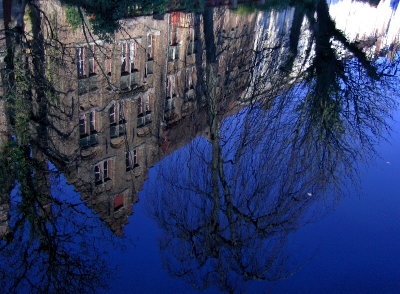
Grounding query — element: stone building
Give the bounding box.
[35,2,259,235]
[15,0,398,236]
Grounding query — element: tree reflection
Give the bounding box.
[146,1,399,293]
[251,0,398,173]
[0,143,113,293]
[0,2,114,293]
[0,0,398,293]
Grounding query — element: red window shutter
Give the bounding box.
[114,194,124,210]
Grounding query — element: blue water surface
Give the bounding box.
[99,106,400,293]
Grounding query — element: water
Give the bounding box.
[0,0,399,293]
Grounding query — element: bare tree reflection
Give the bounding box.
[0,0,398,293]
[0,143,113,293]
[0,2,115,293]
[146,1,399,293]
[250,0,399,174]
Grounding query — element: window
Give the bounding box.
[89,111,96,132]
[145,95,151,113]
[144,35,154,78]
[187,40,195,56]
[88,45,96,76]
[79,111,98,148]
[171,26,178,46]
[145,60,153,77]
[79,113,88,136]
[137,94,152,128]
[77,45,97,78]
[77,47,86,78]
[166,75,176,98]
[106,58,112,76]
[147,34,154,60]
[109,102,127,138]
[186,67,196,90]
[121,41,138,75]
[165,76,177,112]
[121,43,128,73]
[168,46,179,62]
[137,97,143,117]
[187,28,196,55]
[120,42,139,90]
[109,102,126,125]
[94,159,113,185]
[137,95,151,116]
[109,104,116,125]
[126,149,139,171]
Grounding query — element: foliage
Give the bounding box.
[235,3,258,15]
[65,5,81,30]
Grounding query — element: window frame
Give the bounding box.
[94,159,113,185]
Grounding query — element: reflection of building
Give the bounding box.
[329,0,400,59]
[35,2,258,235]
[33,1,400,236]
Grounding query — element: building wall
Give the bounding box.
[32,1,400,235]
[35,2,259,235]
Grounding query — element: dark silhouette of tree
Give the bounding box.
[145,1,399,293]
[249,0,398,171]
[0,140,114,293]
[0,1,398,293]
[0,2,116,293]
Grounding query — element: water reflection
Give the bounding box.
[0,145,113,293]
[0,0,399,293]
[145,2,398,292]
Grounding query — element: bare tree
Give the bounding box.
[146,1,399,293]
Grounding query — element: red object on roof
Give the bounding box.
[171,12,181,24]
